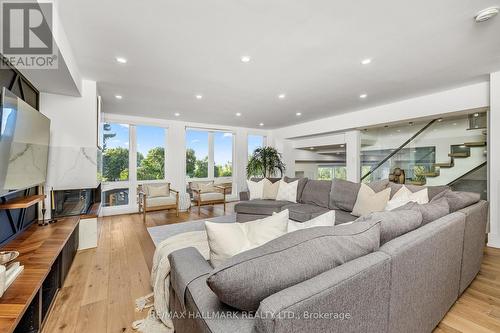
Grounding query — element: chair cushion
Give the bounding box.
[281,203,330,222]
[394,197,450,225]
[146,196,176,207]
[300,179,332,208]
[200,192,224,201]
[207,220,381,311]
[354,210,423,245]
[143,183,170,198]
[234,200,290,215]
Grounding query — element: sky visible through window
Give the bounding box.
[104,123,129,150]
[186,130,233,166]
[136,125,165,156]
[248,135,264,156]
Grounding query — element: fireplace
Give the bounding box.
[52,184,101,218]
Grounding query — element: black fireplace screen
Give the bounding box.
[52,186,100,218]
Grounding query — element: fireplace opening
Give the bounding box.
[52,184,101,218]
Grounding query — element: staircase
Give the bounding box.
[421,141,487,186]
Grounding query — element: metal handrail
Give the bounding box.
[361,119,438,181]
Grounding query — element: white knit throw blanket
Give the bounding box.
[133,230,210,333]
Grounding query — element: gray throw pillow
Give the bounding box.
[329,179,389,211]
[300,179,332,208]
[354,210,422,245]
[395,198,450,225]
[431,190,480,213]
[284,176,308,202]
[206,221,381,311]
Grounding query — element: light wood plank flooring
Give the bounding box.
[43,203,500,333]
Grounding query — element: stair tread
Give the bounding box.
[433,162,454,168]
[407,181,426,186]
[464,141,487,147]
[422,172,439,177]
[449,152,470,158]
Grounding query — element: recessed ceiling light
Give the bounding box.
[361,58,372,65]
[278,94,286,99]
[309,147,315,150]
[474,113,480,117]
[115,95,123,99]
[340,144,345,148]
[195,95,203,100]
[475,7,499,22]
[115,57,127,64]
[259,123,264,127]
[397,129,401,132]
[240,56,251,63]
[296,112,302,116]
[174,112,180,117]
[359,93,368,99]
[235,112,242,116]
[453,123,458,126]
[437,118,443,122]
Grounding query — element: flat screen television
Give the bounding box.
[0,88,50,195]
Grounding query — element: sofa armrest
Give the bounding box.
[239,191,250,201]
[169,247,212,310]
[254,252,391,333]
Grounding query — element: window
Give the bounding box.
[102,123,129,181]
[317,166,347,180]
[102,188,129,207]
[214,132,233,177]
[248,134,265,158]
[186,130,209,178]
[136,125,166,181]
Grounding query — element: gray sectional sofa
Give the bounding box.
[168,178,488,333]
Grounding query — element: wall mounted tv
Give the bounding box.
[0,88,50,196]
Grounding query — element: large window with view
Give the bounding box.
[186,130,209,178]
[136,125,166,181]
[214,132,233,177]
[102,123,129,182]
[248,134,265,158]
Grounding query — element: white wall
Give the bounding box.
[489,72,500,248]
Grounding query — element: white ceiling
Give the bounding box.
[58,0,500,128]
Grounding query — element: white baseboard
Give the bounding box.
[487,233,500,248]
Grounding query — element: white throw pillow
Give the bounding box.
[351,183,391,217]
[385,186,429,211]
[205,210,289,267]
[276,179,298,203]
[262,179,280,200]
[247,179,265,200]
[287,210,336,232]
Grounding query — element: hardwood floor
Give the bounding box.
[42,203,500,333]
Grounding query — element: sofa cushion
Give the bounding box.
[329,179,389,211]
[352,184,391,217]
[205,210,289,267]
[334,209,358,224]
[207,220,381,311]
[284,176,308,202]
[300,179,331,208]
[287,210,335,232]
[354,210,423,245]
[281,203,330,222]
[431,190,481,213]
[394,197,450,225]
[234,199,290,215]
[388,182,449,201]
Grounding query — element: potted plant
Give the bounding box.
[247,147,286,178]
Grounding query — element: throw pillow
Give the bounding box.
[207,220,380,311]
[276,179,298,203]
[431,190,481,213]
[284,176,309,202]
[287,210,335,232]
[385,186,429,211]
[205,210,289,267]
[247,179,265,200]
[262,178,280,200]
[394,197,450,225]
[351,183,391,217]
[354,210,422,245]
[145,184,170,198]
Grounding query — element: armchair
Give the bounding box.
[138,183,179,222]
[188,181,228,215]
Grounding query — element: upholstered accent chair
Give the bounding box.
[188,180,228,215]
[137,183,179,222]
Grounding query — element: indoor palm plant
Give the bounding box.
[247,147,286,178]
